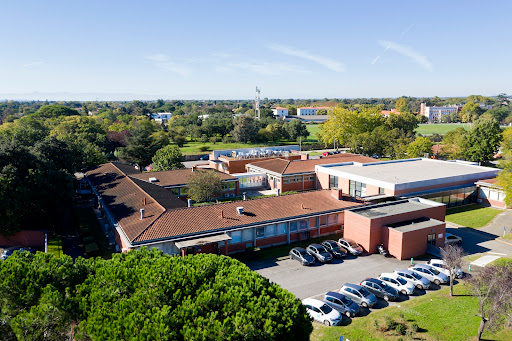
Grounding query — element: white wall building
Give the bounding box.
[420,103,460,122]
[151,112,173,123]
[297,107,332,116]
[272,107,289,117]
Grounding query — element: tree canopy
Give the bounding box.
[187,170,223,202]
[151,144,184,171]
[0,249,312,340]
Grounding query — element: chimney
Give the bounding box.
[140,208,145,220]
[243,192,247,201]
[331,188,343,201]
[301,153,309,161]
[220,210,224,218]
[236,207,244,215]
[187,199,192,207]
[143,197,147,205]
[301,203,305,209]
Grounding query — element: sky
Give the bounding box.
[0,0,511,100]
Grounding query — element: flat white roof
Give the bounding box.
[316,158,499,191]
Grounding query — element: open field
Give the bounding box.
[311,285,512,341]
[445,204,502,228]
[415,123,470,135]
[306,124,321,142]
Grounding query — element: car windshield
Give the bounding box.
[348,241,358,247]
[325,241,336,247]
[379,282,391,290]
[317,246,328,253]
[359,287,371,297]
[411,272,422,280]
[298,249,308,256]
[340,295,352,305]
[429,267,440,275]
[396,277,407,285]
[319,304,333,314]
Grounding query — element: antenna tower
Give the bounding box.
[255,86,261,120]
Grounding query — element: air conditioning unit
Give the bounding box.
[148,177,158,183]
[236,207,244,215]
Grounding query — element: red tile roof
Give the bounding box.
[130,168,236,187]
[86,163,173,242]
[247,153,377,175]
[133,190,362,243]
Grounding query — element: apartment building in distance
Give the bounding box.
[150,112,173,123]
[297,106,333,116]
[420,103,460,122]
[272,107,289,117]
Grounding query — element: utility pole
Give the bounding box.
[255,86,261,120]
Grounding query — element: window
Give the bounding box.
[171,188,180,196]
[320,216,327,226]
[222,182,236,191]
[265,224,276,237]
[180,187,188,195]
[349,180,366,197]
[299,220,308,231]
[327,214,337,225]
[242,229,253,242]
[277,222,287,235]
[283,178,289,184]
[329,175,338,189]
[256,227,265,239]
[230,231,242,244]
[379,187,385,195]
[305,175,315,181]
[309,217,317,228]
[290,221,298,232]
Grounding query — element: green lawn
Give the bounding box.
[47,237,63,258]
[179,141,268,155]
[415,123,470,135]
[445,204,502,228]
[311,285,512,341]
[306,124,321,142]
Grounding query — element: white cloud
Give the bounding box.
[268,43,345,72]
[378,40,432,71]
[228,61,309,75]
[23,61,44,68]
[146,54,191,76]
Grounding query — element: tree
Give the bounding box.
[231,115,259,143]
[395,97,411,114]
[459,101,484,123]
[0,249,314,340]
[440,245,464,296]
[465,117,503,164]
[385,113,418,136]
[283,119,309,141]
[119,126,164,168]
[467,264,512,340]
[34,104,80,118]
[151,145,184,171]
[407,136,433,158]
[442,127,468,160]
[187,170,223,202]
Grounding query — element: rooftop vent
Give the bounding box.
[148,177,158,183]
[236,207,244,215]
[140,208,145,220]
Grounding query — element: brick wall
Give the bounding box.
[0,230,45,247]
[366,184,380,196]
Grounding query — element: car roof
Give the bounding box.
[343,283,363,290]
[395,269,414,275]
[412,264,431,269]
[364,278,384,285]
[308,243,323,248]
[302,298,325,308]
[325,291,347,300]
[3,246,24,252]
[322,240,337,244]
[380,273,397,278]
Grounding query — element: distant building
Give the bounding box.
[380,109,400,117]
[297,107,333,116]
[272,107,289,117]
[420,103,460,122]
[151,112,172,123]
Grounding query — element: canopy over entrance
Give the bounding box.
[175,234,231,249]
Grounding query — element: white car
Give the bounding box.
[302,298,343,326]
[393,269,431,290]
[409,264,448,285]
[379,273,415,295]
[445,233,462,245]
[427,259,463,279]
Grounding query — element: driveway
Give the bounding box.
[446,226,512,257]
[250,254,418,300]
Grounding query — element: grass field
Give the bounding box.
[415,123,470,135]
[47,237,63,258]
[306,124,321,142]
[179,142,267,154]
[445,204,502,228]
[311,285,512,341]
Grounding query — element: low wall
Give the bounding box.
[0,230,45,247]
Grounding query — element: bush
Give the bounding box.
[222,135,233,143]
[395,323,407,335]
[209,136,218,144]
[384,315,397,331]
[198,146,210,152]
[411,323,419,332]
[373,319,380,330]
[199,134,209,143]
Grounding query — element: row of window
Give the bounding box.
[349,180,366,198]
[479,187,506,201]
[228,214,340,244]
[282,175,316,184]
[222,182,236,191]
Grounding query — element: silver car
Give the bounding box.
[409,264,448,285]
[338,238,364,256]
[393,269,431,290]
[323,291,359,317]
[306,243,333,263]
[427,259,463,279]
[339,283,377,308]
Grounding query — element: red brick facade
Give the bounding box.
[0,230,45,248]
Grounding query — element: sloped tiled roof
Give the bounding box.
[86,163,185,242]
[133,190,362,243]
[247,153,377,175]
[130,168,236,187]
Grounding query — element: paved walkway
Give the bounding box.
[478,209,512,237]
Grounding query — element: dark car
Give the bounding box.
[323,291,359,317]
[0,246,35,260]
[289,247,316,266]
[338,238,364,256]
[306,243,333,263]
[360,278,399,301]
[321,240,347,258]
